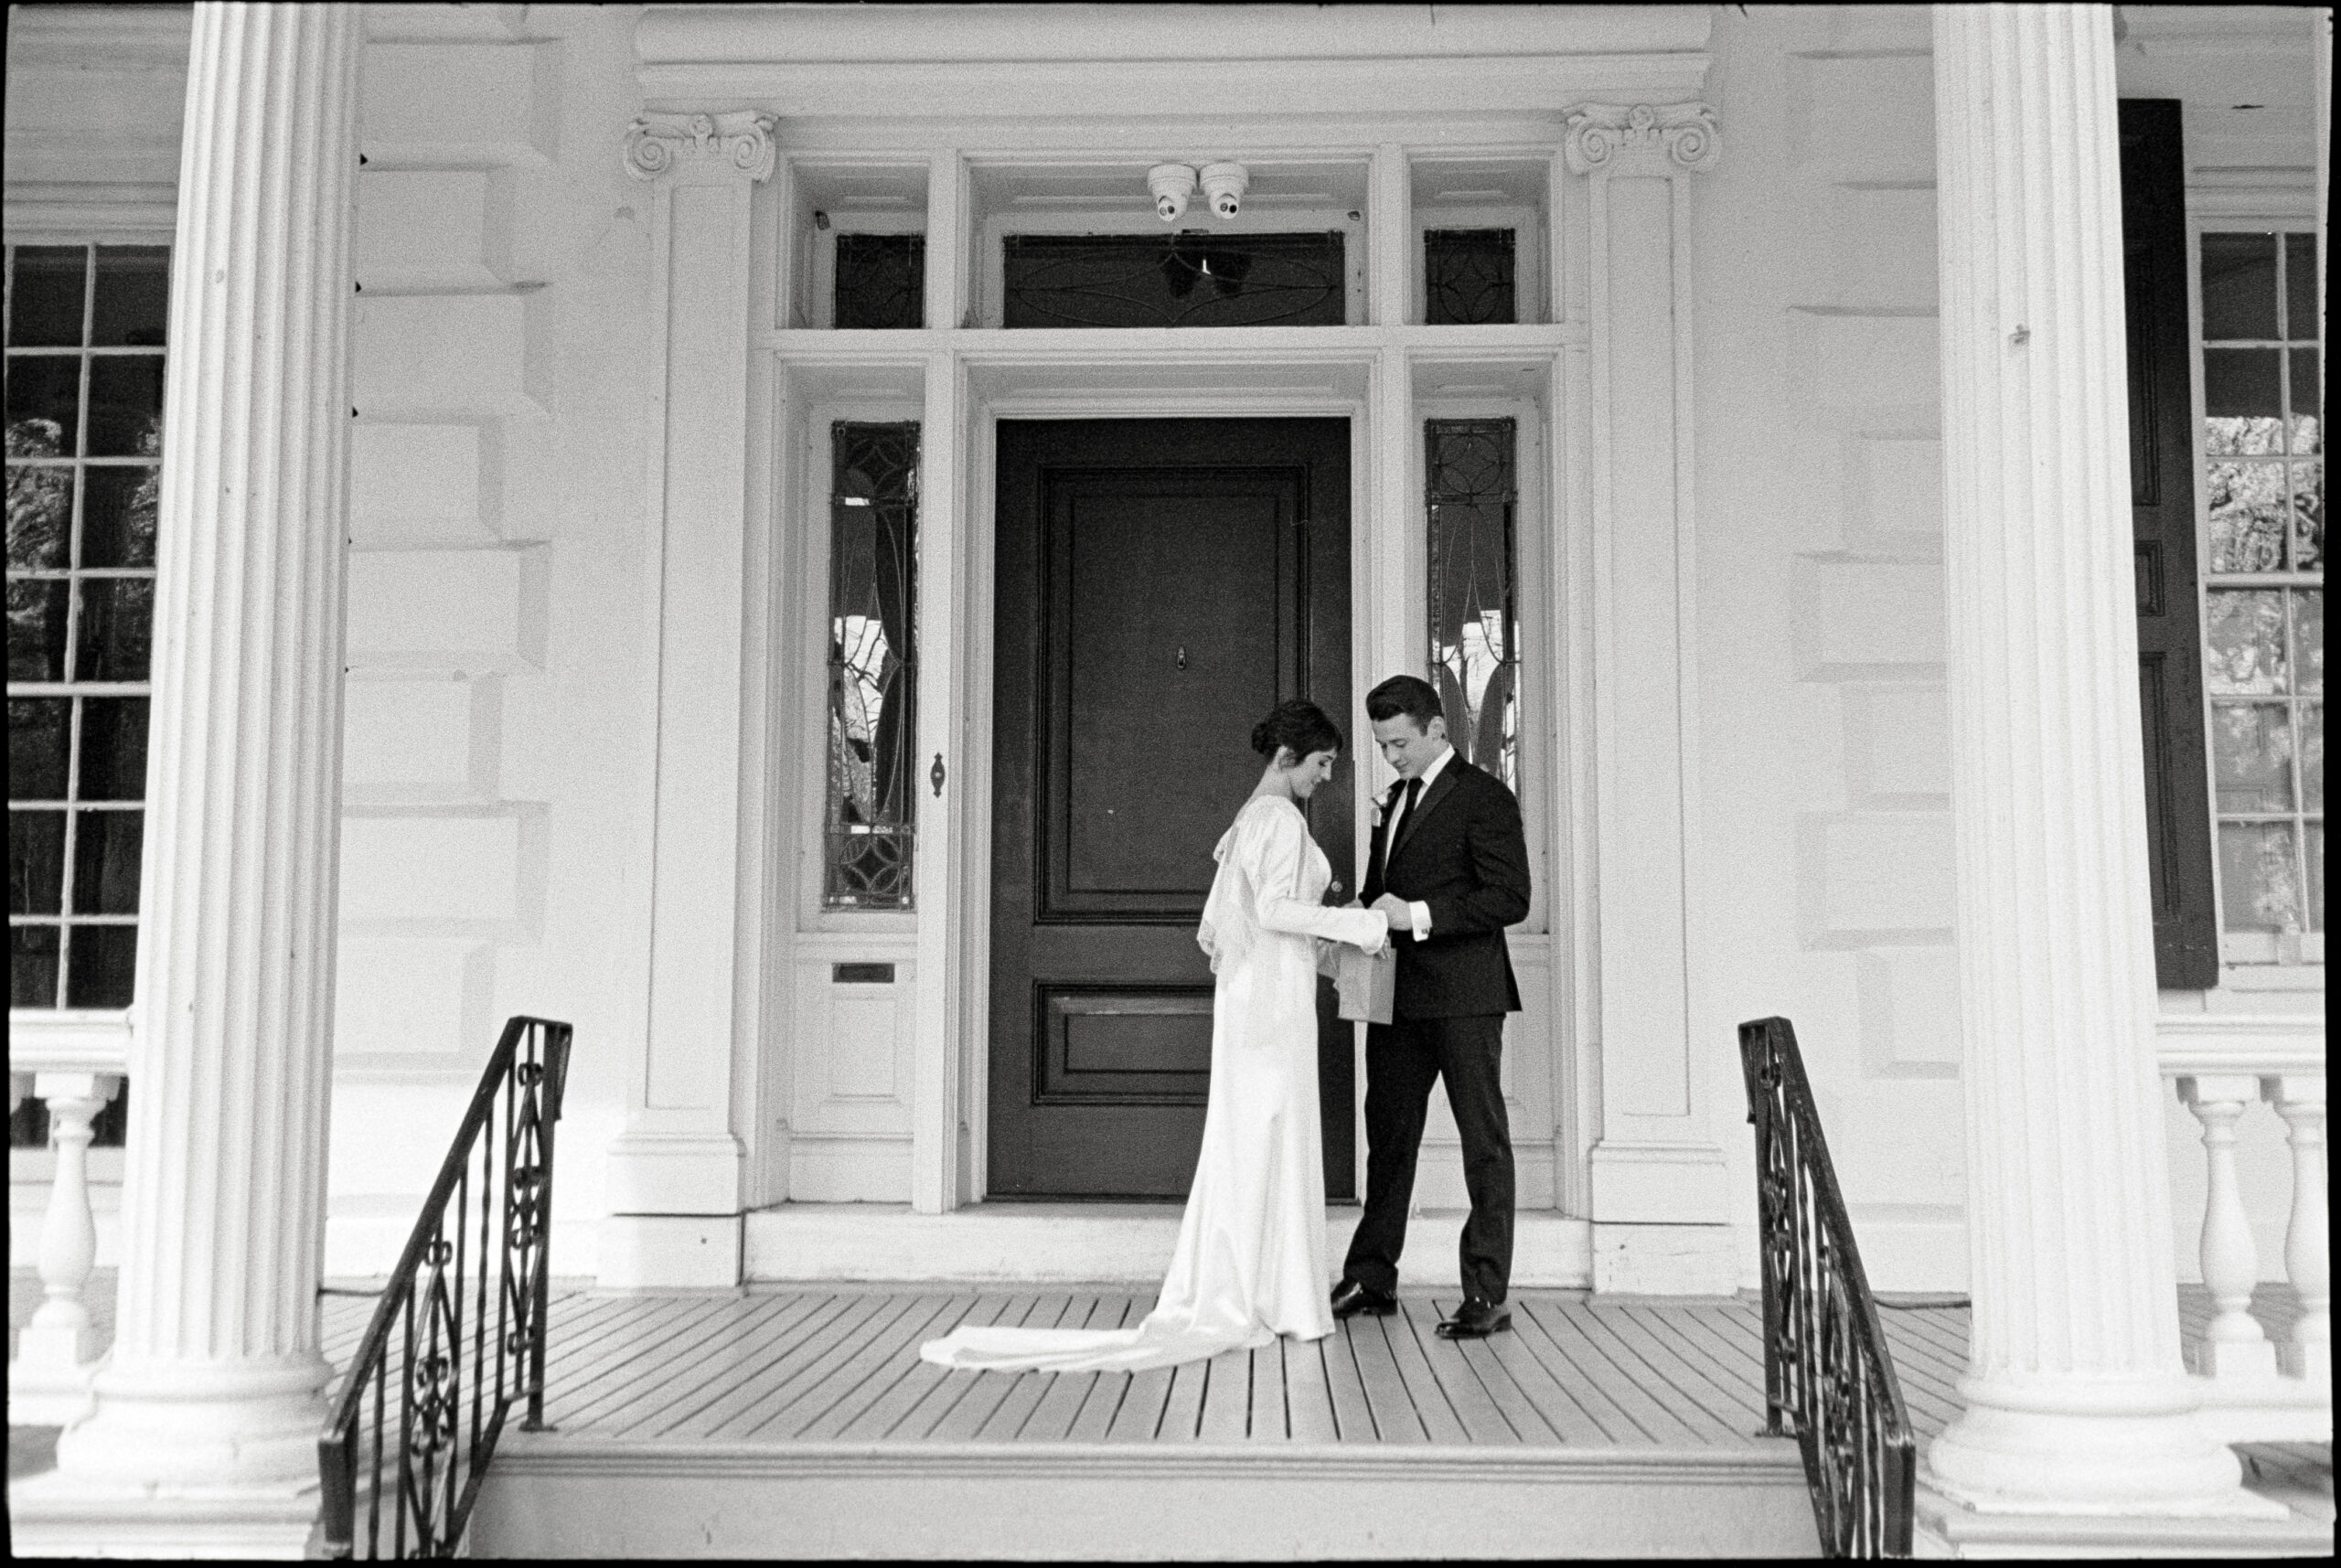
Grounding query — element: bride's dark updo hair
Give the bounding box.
[1250,699,1343,763]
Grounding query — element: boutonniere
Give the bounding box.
[1370,795,1387,828]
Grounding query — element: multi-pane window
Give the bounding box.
[824,421,919,909]
[2198,229,2322,962]
[1425,418,1519,791]
[7,243,168,1008]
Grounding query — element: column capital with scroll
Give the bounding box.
[1563,102,1721,176]
[624,109,778,184]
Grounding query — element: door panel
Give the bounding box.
[990,418,1352,1199]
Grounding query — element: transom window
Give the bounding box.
[6,242,168,1008]
[1001,231,1348,329]
[2197,229,2323,963]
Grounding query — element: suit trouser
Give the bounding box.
[1342,1012,1514,1303]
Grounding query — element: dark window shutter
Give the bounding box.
[2119,100,2219,990]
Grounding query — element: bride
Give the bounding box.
[921,699,1391,1372]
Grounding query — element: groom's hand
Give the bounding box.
[1371,892,1411,924]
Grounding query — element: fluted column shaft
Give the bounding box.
[56,2,359,1492]
[1924,4,2251,1513]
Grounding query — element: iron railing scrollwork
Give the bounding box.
[1737,1016,1917,1559]
[318,1016,572,1559]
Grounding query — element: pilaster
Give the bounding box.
[1564,101,1734,1294]
[601,110,777,1284]
[16,5,362,1555]
[1921,2,2273,1520]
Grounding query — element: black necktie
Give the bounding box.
[1394,776,1423,842]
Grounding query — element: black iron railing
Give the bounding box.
[1737,1017,1916,1559]
[318,1016,573,1559]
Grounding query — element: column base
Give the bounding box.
[5,1474,320,1561]
[604,1130,745,1214]
[1922,1383,2286,1518]
[53,1354,331,1491]
[1915,1482,2325,1559]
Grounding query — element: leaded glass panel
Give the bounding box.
[6,242,166,1009]
[2200,229,2323,953]
[1424,229,1516,325]
[1001,232,1345,328]
[825,422,919,909]
[834,233,925,330]
[1426,419,1519,791]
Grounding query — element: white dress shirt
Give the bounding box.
[1383,744,1454,939]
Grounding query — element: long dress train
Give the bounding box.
[919,795,1386,1373]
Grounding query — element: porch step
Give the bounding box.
[473,1437,1818,1559]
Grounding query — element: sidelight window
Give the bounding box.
[2198,229,2323,963]
[6,241,167,1009]
[1425,418,1520,792]
[823,421,920,909]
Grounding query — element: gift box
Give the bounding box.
[1334,943,1396,1026]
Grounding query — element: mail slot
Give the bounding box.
[832,963,895,985]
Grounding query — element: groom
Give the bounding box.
[1332,675,1532,1339]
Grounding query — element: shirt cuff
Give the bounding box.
[1408,900,1433,938]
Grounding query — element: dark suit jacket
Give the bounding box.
[1361,755,1531,1019]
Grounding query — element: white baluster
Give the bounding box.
[7,1071,122,1424]
[2177,1074,2279,1379]
[2262,1074,2329,1384]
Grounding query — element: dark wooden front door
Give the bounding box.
[989,419,1353,1200]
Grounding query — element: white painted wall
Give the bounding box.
[8,4,2321,1294]
[326,4,659,1279]
[1692,4,1969,1290]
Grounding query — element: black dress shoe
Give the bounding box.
[1436,1297,1512,1339]
[1330,1278,1397,1318]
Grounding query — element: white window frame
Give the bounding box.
[2185,207,2325,976]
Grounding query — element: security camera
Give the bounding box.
[1199,161,1248,220]
[1147,164,1197,223]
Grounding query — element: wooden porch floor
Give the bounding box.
[311,1284,1963,1451]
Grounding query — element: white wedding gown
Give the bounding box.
[920,795,1388,1373]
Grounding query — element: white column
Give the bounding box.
[8,1073,122,1424]
[602,111,775,1284]
[31,0,360,1540]
[1563,103,1734,1296]
[1925,3,2264,1515]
